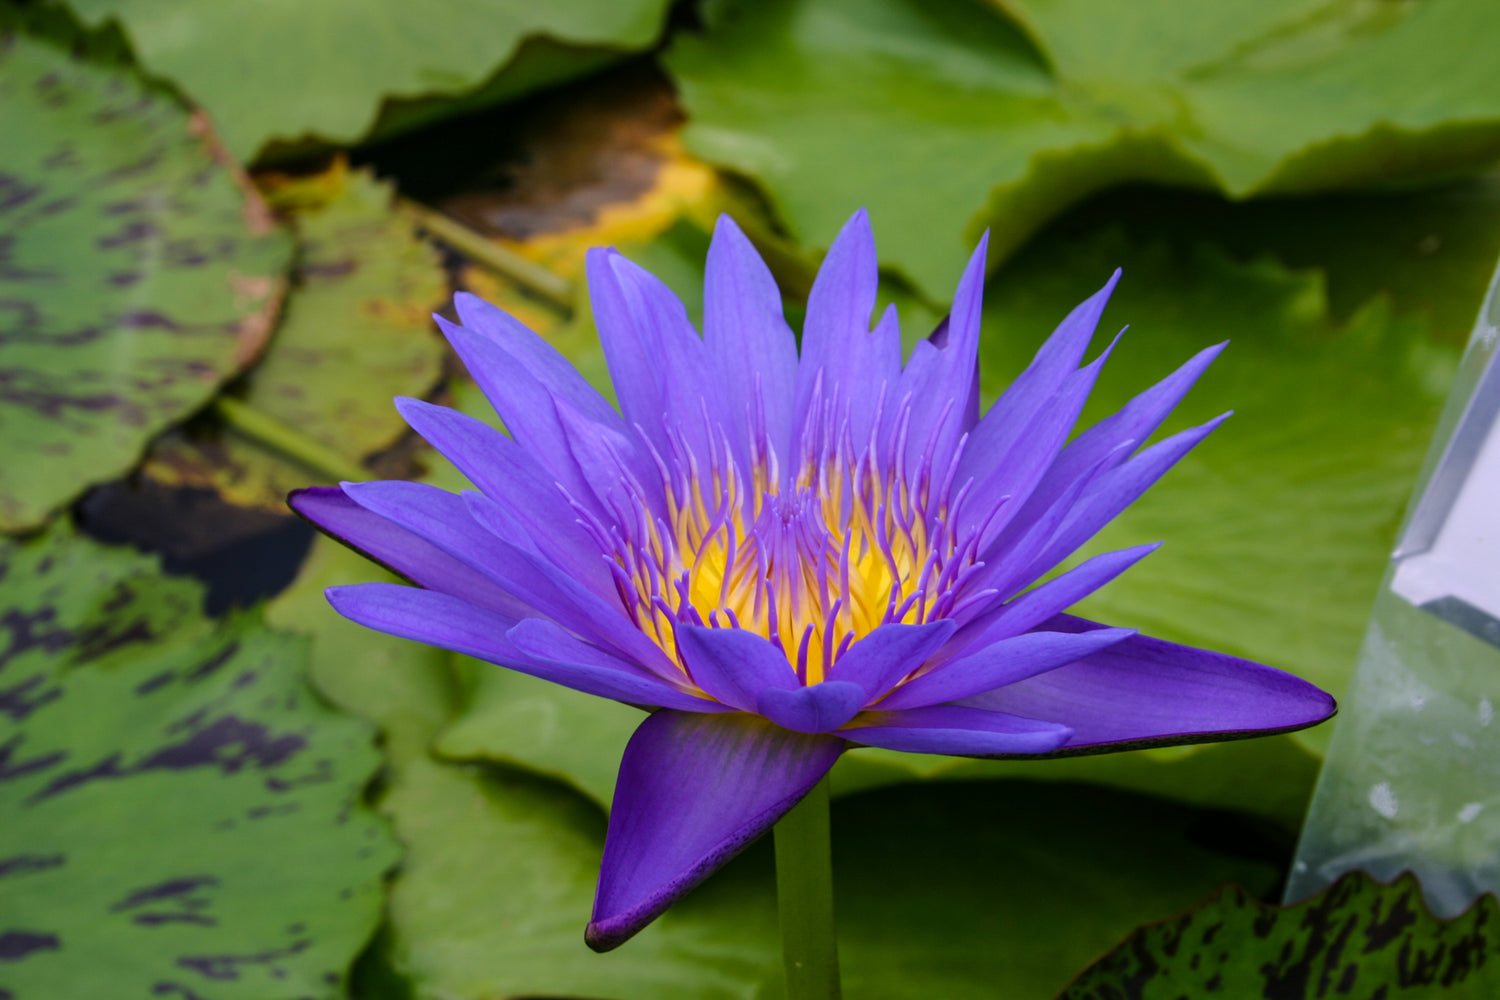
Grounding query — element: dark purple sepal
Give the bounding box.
[587,710,844,952]
[961,614,1338,756]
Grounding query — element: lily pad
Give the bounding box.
[143,163,448,512]
[666,0,1500,297]
[1059,870,1500,999]
[0,525,396,999]
[59,0,674,161]
[270,539,1286,1000]
[0,32,292,533]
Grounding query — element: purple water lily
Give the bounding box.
[290,210,1334,952]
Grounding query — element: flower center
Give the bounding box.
[602,405,984,687]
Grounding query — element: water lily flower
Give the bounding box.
[290,210,1335,952]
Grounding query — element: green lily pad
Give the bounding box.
[143,164,448,512]
[270,539,1287,1000]
[0,525,396,999]
[58,0,674,162]
[0,32,292,533]
[1059,870,1500,998]
[665,0,1500,297]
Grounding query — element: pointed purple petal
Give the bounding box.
[824,620,955,700]
[961,270,1119,482]
[1002,341,1224,539]
[962,333,1120,544]
[342,479,676,676]
[757,681,868,734]
[676,625,798,711]
[588,711,844,951]
[877,626,1135,711]
[288,486,530,619]
[393,396,611,594]
[325,585,685,709]
[892,232,989,469]
[1019,413,1230,582]
[793,209,899,451]
[587,248,718,458]
[946,543,1159,658]
[843,704,1072,756]
[961,614,1337,754]
[507,619,719,712]
[702,216,798,466]
[453,291,620,429]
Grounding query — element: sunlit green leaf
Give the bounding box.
[57,0,674,161]
[666,0,1500,297]
[1059,870,1500,999]
[0,526,395,999]
[0,32,292,532]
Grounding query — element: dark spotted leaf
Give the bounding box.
[1059,870,1500,999]
[666,0,1500,298]
[0,33,293,533]
[0,525,396,999]
[60,0,675,161]
[142,163,448,511]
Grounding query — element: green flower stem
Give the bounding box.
[398,197,576,310]
[774,777,842,1000]
[213,396,369,484]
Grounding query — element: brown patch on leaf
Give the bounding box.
[229,272,287,369]
[438,63,685,241]
[188,110,278,236]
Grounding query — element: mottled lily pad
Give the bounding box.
[60,0,674,161]
[0,32,292,533]
[0,526,396,999]
[143,164,448,512]
[1060,870,1500,999]
[666,0,1500,297]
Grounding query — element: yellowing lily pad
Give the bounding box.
[0,525,396,999]
[0,32,292,532]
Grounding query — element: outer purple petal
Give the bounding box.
[960,614,1338,754]
[288,486,530,619]
[824,620,955,701]
[325,585,691,710]
[877,626,1135,711]
[702,216,798,468]
[588,711,844,951]
[676,625,798,711]
[842,704,1072,756]
[757,681,868,733]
